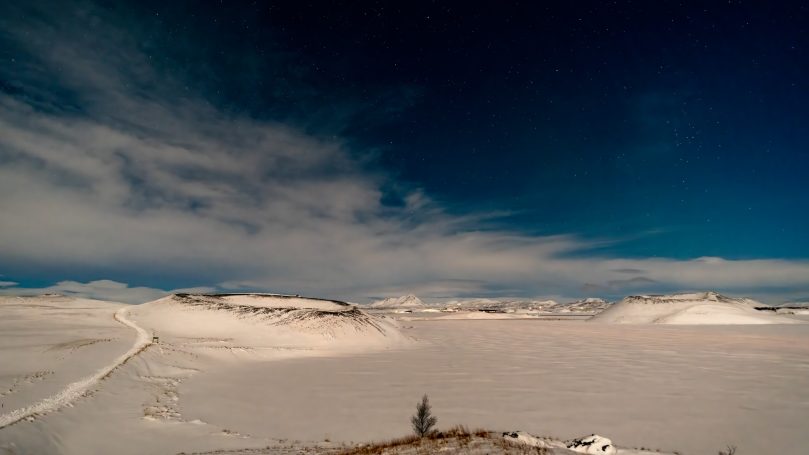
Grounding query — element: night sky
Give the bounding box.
[1,1,808,303]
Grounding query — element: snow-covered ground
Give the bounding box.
[333,429,667,454]
[0,296,133,418]
[178,319,809,455]
[2,293,808,454]
[0,305,150,428]
[0,294,408,454]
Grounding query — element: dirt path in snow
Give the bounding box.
[0,307,152,428]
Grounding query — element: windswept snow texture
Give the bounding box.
[591,291,799,324]
[369,294,426,309]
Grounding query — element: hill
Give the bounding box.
[591,291,798,324]
[369,294,426,309]
[128,293,406,353]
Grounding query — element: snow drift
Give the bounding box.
[591,291,799,325]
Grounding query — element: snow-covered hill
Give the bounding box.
[128,293,406,351]
[591,291,799,324]
[369,294,426,309]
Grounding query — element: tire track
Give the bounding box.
[0,307,152,428]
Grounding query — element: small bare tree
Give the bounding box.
[411,394,437,437]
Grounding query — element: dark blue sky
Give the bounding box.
[1,1,808,303]
[131,1,809,259]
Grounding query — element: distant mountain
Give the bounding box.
[369,294,426,308]
[552,298,610,313]
[442,299,558,312]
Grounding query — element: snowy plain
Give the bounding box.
[1,293,808,454]
[179,319,809,455]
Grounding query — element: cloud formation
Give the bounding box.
[0,280,214,304]
[1,1,808,304]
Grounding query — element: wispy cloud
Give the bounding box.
[1,1,808,305]
[582,276,658,294]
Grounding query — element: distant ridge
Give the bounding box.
[443,298,558,311]
[553,297,610,313]
[369,294,425,308]
[173,292,351,306]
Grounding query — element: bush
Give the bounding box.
[411,394,438,437]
